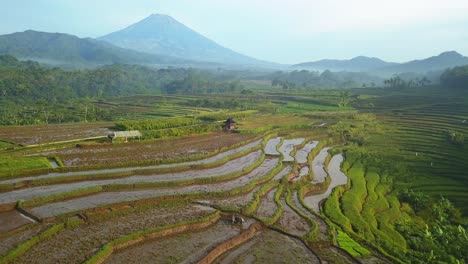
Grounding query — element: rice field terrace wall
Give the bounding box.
[0,133,267,180]
[84,211,221,264]
[0,145,264,191]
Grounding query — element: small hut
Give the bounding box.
[223,118,237,131]
[108,130,142,143]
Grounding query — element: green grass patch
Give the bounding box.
[336,230,370,257]
[0,156,51,179]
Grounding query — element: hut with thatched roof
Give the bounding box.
[108,130,142,143]
[223,118,237,131]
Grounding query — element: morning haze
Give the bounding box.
[0,1,467,264]
[1,0,468,63]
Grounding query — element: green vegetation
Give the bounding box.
[0,156,51,178]
[1,70,468,263]
[440,65,468,89]
[336,230,370,257]
[270,70,382,89]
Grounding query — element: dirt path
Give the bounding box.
[279,138,305,162]
[265,137,282,155]
[15,204,216,264]
[214,229,320,263]
[30,158,279,218]
[304,154,348,212]
[295,141,319,164]
[0,151,261,204]
[1,139,262,185]
[311,147,330,183]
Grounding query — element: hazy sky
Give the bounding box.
[1,0,468,64]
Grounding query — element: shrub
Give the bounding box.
[447,130,464,146]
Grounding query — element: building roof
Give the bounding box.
[110,130,142,138]
[224,118,236,124]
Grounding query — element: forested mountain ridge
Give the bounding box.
[0,54,245,102]
[0,30,195,68]
[378,51,468,74]
[293,51,468,74]
[293,56,396,72]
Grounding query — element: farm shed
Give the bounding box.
[108,130,142,143]
[224,118,237,130]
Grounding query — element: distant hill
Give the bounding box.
[292,56,396,72]
[378,51,468,74]
[293,51,468,75]
[99,14,274,66]
[0,30,194,68]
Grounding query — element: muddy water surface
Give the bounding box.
[256,188,278,219]
[292,192,329,241]
[279,138,305,162]
[215,229,320,264]
[0,210,35,233]
[31,158,279,218]
[1,139,262,185]
[104,219,244,264]
[16,204,215,264]
[0,151,261,204]
[272,165,292,181]
[311,147,330,183]
[265,137,281,155]
[295,141,319,164]
[277,199,310,237]
[304,154,348,212]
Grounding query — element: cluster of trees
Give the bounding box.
[0,98,112,125]
[447,130,464,146]
[162,72,245,94]
[440,65,468,89]
[396,195,468,263]
[383,75,431,89]
[269,70,382,89]
[330,113,380,145]
[0,55,255,125]
[0,55,248,103]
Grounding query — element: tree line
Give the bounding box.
[269,70,382,89]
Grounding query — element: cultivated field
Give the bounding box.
[1,88,467,263]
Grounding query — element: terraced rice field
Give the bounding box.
[295,141,319,164]
[356,93,468,214]
[304,154,349,212]
[31,132,255,166]
[279,138,305,162]
[0,131,381,264]
[0,122,114,145]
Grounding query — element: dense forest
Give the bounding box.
[440,65,468,89]
[268,70,383,89]
[0,55,248,125]
[0,55,245,101]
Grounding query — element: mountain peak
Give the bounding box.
[350,56,383,62]
[438,51,463,58]
[144,14,177,23]
[98,14,264,65]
